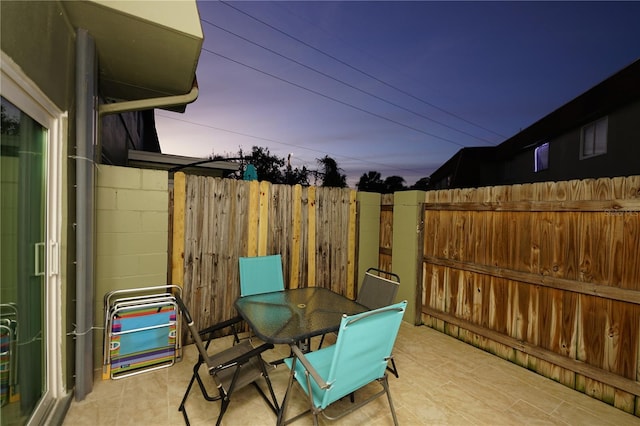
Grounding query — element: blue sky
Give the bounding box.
[155,1,640,187]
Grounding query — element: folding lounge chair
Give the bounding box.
[0,304,18,405]
[278,300,407,426]
[175,295,279,426]
[102,285,182,380]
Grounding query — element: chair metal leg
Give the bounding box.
[381,375,399,426]
[387,356,399,378]
[317,334,325,349]
[257,359,280,414]
[277,357,313,426]
[276,360,296,426]
[178,371,196,425]
[178,358,222,425]
[216,396,230,426]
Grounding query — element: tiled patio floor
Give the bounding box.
[63,323,639,425]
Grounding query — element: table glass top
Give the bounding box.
[234,287,366,344]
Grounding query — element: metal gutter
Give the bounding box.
[98,79,198,116]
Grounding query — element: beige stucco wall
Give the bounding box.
[94,165,169,367]
[356,192,381,285]
[391,190,425,324]
[356,190,426,324]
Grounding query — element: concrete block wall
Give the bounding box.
[357,190,425,325]
[94,164,169,368]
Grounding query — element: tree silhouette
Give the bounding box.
[243,146,285,183]
[221,146,310,185]
[317,155,347,188]
[383,176,406,193]
[411,177,431,190]
[356,171,385,192]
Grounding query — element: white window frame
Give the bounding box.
[580,116,608,159]
[534,142,549,172]
[1,51,66,424]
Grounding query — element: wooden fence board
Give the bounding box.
[175,178,358,342]
[247,180,259,256]
[171,172,186,287]
[258,180,269,256]
[290,184,302,289]
[419,176,640,416]
[347,190,357,299]
[307,186,316,286]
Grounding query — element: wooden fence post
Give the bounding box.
[171,172,186,287]
[392,190,426,325]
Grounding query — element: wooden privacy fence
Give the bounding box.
[170,173,358,332]
[420,176,640,415]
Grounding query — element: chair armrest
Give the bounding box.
[198,315,243,336]
[211,342,275,373]
[290,345,330,390]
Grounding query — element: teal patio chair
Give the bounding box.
[357,268,401,378]
[239,254,285,296]
[317,268,401,378]
[278,300,407,426]
[356,268,400,310]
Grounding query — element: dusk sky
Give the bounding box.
[155,1,640,187]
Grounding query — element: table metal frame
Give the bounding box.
[234,287,367,345]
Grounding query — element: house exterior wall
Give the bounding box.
[94,165,169,367]
[502,99,640,185]
[101,110,161,166]
[1,0,77,396]
[0,2,75,110]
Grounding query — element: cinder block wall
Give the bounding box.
[94,164,169,368]
[356,192,381,286]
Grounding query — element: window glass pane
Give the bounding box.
[594,118,608,155]
[581,116,608,159]
[535,142,549,172]
[582,125,594,156]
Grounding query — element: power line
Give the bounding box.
[221,0,506,140]
[201,17,496,145]
[202,46,467,149]
[155,112,432,177]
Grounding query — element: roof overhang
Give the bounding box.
[128,150,240,176]
[62,0,203,112]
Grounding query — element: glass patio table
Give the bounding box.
[234,287,367,345]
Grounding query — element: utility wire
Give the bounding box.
[156,112,432,176]
[221,0,506,140]
[202,46,466,149]
[202,17,495,145]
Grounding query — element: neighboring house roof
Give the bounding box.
[62,1,203,111]
[429,146,497,190]
[430,58,640,188]
[496,58,640,161]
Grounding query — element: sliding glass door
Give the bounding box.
[1,97,47,425]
